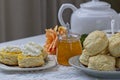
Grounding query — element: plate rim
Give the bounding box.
[69,55,120,74]
[0,55,57,71]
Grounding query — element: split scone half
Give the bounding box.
[88,55,116,71]
[109,33,120,57]
[18,42,46,68]
[83,30,109,56]
[18,54,44,68]
[0,46,21,66]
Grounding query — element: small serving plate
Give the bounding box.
[0,56,57,71]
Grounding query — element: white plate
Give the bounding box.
[69,55,120,79]
[0,55,57,71]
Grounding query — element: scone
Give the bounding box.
[79,49,90,66]
[88,55,116,71]
[18,54,44,68]
[109,33,120,57]
[83,30,108,56]
[0,46,21,66]
[18,42,45,68]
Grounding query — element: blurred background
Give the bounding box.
[0,0,120,42]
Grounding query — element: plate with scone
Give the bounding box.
[69,55,120,79]
[0,42,57,71]
[69,30,120,79]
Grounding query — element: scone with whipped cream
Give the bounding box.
[0,45,21,66]
[18,42,46,68]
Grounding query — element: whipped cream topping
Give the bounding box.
[22,42,43,56]
[1,45,21,53]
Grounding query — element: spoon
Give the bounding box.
[111,19,115,35]
[66,22,70,37]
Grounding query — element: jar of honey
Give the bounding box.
[56,33,82,66]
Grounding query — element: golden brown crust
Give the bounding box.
[83,30,108,56]
[99,47,109,55]
[88,55,116,71]
[109,33,120,57]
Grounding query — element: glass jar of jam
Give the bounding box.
[56,33,82,66]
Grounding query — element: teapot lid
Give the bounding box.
[80,0,111,9]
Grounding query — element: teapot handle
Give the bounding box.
[58,4,77,27]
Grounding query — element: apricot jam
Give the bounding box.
[56,34,82,66]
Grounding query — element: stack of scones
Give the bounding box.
[79,30,120,71]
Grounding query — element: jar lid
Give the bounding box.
[80,0,111,9]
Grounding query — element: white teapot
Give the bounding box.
[58,0,120,34]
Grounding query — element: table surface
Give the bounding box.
[0,35,98,80]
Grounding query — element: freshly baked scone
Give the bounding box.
[109,33,120,57]
[79,49,90,66]
[18,42,45,68]
[83,30,108,56]
[88,55,116,71]
[0,46,21,66]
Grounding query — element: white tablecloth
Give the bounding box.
[0,35,98,80]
